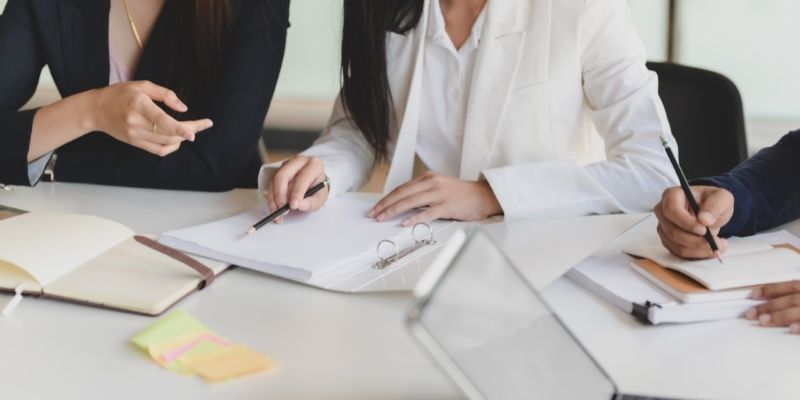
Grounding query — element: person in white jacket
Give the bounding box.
[261,0,678,227]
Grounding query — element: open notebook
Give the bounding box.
[625,236,800,303]
[159,197,455,292]
[0,210,226,315]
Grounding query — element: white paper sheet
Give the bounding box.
[625,232,800,290]
[160,197,449,278]
[0,212,133,286]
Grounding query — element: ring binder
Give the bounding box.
[374,223,437,270]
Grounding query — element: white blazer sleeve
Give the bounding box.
[258,94,375,197]
[482,0,678,219]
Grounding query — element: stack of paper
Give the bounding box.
[159,197,451,284]
[131,311,274,382]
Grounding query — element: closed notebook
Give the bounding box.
[0,210,226,316]
[625,235,800,301]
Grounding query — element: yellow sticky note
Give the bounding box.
[181,344,275,383]
[148,332,232,374]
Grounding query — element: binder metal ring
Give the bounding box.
[376,239,400,267]
[412,222,434,243]
[374,223,437,270]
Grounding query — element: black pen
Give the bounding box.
[660,136,723,263]
[245,178,330,236]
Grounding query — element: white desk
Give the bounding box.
[0,183,458,400]
[537,217,800,400]
[2,182,800,399]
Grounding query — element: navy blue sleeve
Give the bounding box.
[0,0,46,186]
[693,130,800,237]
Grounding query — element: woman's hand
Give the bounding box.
[91,81,213,157]
[265,155,330,224]
[747,281,800,334]
[368,172,502,227]
[653,186,735,259]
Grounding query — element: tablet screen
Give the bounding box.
[416,230,616,400]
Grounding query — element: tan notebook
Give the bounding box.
[0,209,227,316]
[628,244,800,304]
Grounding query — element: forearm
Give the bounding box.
[28,90,96,161]
[695,130,800,236]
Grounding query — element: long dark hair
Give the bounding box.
[166,0,232,117]
[341,0,424,161]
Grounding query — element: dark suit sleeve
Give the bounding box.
[106,0,289,191]
[693,130,800,237]
[0,0,47,185]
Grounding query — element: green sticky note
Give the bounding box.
[131,311,210,350]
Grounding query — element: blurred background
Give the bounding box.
[4,0,798,170]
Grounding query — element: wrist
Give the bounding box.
[76,89,100,133]
[478,180,503,217]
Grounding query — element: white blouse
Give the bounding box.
[415,0,486,177]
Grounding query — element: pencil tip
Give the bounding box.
[715,251,724,264]
[245,227,255,236]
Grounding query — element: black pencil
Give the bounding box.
[660,136,723,263]
[245,179,330,235]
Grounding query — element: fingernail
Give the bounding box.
[206,120,214,128]
[759,314,772,326]
[694,226,707,236]
[745,308,758,320]
[367,209,375,218]
[401,219,411,227]
[750,288,763,299]
[290,200,299,209]
[300,201,310,212]
[179,102,188,112]
[377,213,386,222]
[790,323,800,334]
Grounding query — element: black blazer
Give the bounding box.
[0,0,289,191]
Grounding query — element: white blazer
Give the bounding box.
[261,0,678,219]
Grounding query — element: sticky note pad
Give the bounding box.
[131,311,226,374]
[131,310,212,351]
[131,311,275,382]
[182,344,275,383]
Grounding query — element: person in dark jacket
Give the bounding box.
[0,0,289,191]
[654,130,800,334]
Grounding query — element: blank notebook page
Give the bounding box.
[625,234,800,291]
[0,212,133,286]
[669,248,800,291]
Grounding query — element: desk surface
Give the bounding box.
[0,183,457,400]
[2,183,799,400]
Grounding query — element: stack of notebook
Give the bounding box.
[567,215,800,324]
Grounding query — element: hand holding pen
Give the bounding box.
[656,136,733,262]
[246,176,330,235]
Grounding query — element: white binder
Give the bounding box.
[159,195,462,293]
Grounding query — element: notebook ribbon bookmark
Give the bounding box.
[134,236,216,289]
[1,283,25,317]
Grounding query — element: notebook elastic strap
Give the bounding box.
[134,235,216,289]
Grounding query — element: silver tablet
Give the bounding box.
[407,229,619,400]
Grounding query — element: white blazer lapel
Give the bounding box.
[383,0,431,193]
[459,0,551,180]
